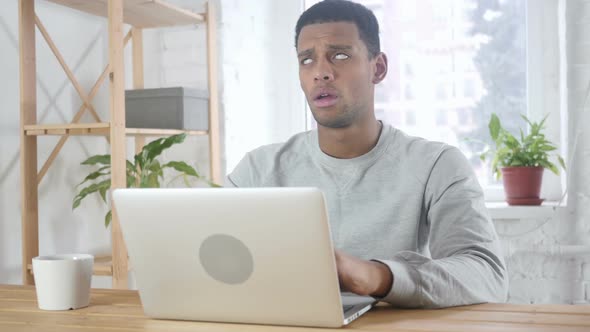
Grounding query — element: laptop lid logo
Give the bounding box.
[199,234,254,284]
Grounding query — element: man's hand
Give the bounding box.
[334,249,393,298]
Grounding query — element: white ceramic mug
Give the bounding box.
[32,254,94,310]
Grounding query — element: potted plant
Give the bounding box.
[481,113,565,205]
[72,133,220,226]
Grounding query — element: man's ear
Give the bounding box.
[372,52,388,84]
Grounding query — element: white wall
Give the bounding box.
[0,0,589,304]
[220,0,306,171]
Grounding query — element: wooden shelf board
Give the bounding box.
[45,0,204,28]
[24,123,110,136]
[126,128,208,136]
[24,123,207,137]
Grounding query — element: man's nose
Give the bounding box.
[314,61,334,82]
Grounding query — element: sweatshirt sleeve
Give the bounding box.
[375,147,509,308]
[227,153,255,188]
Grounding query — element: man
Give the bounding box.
[228,0,508,308]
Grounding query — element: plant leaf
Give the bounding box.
[539,144,556,152]
[134,152,145,173]
[538,114,549,131]
[139,174,150,188]
[546,162,559,175]
[489,113,501,142]
[127,174,137,188]
[126,160,137,176]
[520,114,533,128]
[81,154,111,166]
[182,173,191,187]
[99,187,107,203]
[77,167,110,188]
[162,161,199,177]
[143,134,187,165]
[72,179,111,209]
[147,173,160,188]
[105,210,112,228]
[503,131,520,149]
[147,160,164,179]
[558,156,566,170]
[207,180,222,188]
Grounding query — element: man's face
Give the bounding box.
[297,22,384,129]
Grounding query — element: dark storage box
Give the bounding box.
[125,87,209,130]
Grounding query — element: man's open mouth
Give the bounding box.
[312,89,339,108]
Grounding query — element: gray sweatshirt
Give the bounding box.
[227,124,508,308]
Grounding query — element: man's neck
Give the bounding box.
[317,119,383,159]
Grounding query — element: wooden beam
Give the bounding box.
[206,2,222,185]
[19,0,38,286]
[131,27,145,157]
[25,125,208,137]
[26,129,46,136]
[131,28,144,90]
[44,128,67,135]
[108,0,128,289]
[125,128,207,136]
[24,124,110,138]
[25,123,110,131]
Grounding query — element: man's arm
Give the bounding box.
[338,147,509,308]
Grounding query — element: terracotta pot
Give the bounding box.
[500,166,544,206]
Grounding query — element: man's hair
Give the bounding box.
[295,0,380,58]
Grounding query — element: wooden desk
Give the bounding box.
[1,284,589,331]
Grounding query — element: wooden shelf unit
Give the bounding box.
[19,0,221,288]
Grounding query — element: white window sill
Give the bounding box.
[486,201,566,221]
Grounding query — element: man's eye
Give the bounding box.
[334,53,349,60]
[301,58,313,65]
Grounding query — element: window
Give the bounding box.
[435,110,448,126]
[404,62,414,77]
[387,109,402,126]
[435,82,448,100]
[400,1,417,21]
[404,83,414,100]
[405,110,416,126]
[457,108,471,126]
[401,31,417,45]
[304,0,564,201]
[463,78,476,98]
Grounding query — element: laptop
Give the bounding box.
[112,187,377,328]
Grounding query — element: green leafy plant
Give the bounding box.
[480,113,566,179]
[72,133,219,227]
